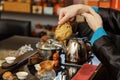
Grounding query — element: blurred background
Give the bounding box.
[0,0,119,38]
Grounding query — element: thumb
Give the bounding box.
[81,13,89,19]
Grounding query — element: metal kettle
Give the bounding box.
[65,38,89,65]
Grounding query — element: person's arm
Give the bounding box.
[91,6,120,35]
[75,7,108,45]
[93,36,120,80]
[88,7,120,79]
[98,7,120,34]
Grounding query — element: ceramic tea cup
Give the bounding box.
[5,56,16,64]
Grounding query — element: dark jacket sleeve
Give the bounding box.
[92,8,120,80]
[98,7,120,35]
[73,7,120,80]
[73,8,120,80]
[93,36,120,80]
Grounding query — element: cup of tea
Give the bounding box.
[5,57,16,64]
[16,71,28,80]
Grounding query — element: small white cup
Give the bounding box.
[5,57,16,64]
[16,71,28,80]
[34,64,41,71]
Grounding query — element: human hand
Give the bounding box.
[58,4,93,25]
[82,12,103,32]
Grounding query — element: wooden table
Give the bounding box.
[0,36,109,80]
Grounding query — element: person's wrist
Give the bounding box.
[93,26,103,32]
[90,27,107,45]
[92,23,103,32]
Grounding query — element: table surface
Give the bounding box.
[0,35,102,80]
[0,36,39,79]
[0,35,39,50]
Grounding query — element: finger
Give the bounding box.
[58,15,69,25]
[81,13,93,22]
[70,17,75,22]
[59,13,64,21]
[81,13,90,19]
[59,9,65,20]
